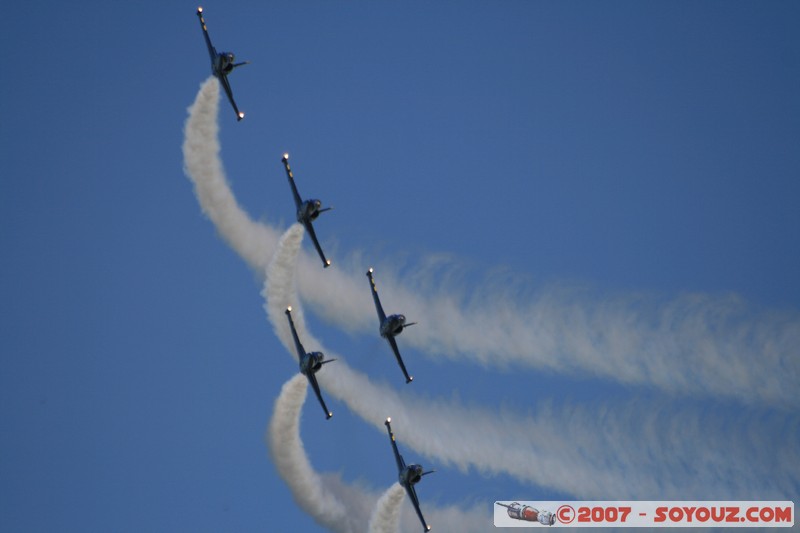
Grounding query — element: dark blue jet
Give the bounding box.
[282,153,332,268]
[285,306,334,420]
[196,7,248,121]
[367,268,416,383]
[385,417,434,532]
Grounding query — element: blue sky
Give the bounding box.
[2,1,799,531]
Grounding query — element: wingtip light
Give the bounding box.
[287,305,292,312]
[197,6,203,14]
[282,153,289,162]
[368,267,374,274]
[386,417,391,423]
[238,112,245,120]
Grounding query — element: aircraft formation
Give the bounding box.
[195,7,433,531]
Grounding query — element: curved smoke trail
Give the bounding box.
[184,79,501,531]
[183,77,799,409]
[184,79,799,531]
[367,483,405,533]
[183,77,280,270]
[264,224,800,501]
[268,367,497,532]
[267,374,352,533]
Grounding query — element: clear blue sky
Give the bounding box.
[2,1,798,531]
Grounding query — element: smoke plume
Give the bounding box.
[183,76,798,408]
[367,483,405,533]
[264,224,800,501]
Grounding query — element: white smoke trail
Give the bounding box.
[295,260,800,409]
[182,76,280,270]
[268,369,498,532]
[183,77,799,409]
[367,483,405,533]
[264,224,800,501]
[267,373,352,533]
[183,80,502,532]
[264,228,523,532]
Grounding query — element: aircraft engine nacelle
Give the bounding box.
[505,503,555,525]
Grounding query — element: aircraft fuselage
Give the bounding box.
[400,464,424,486]
[297,199,324,224]
[380,314,408,338]
[212,52,237,76]
[300,351,325,375]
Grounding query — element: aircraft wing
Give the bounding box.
[405,483,431,532]
[307,371,333,419]
[303,220,331,268]
[219,75,244,121]
[385,419,406,473]
[366,269,387,322]
[285,309,306,363]
[196,9,217,64]
[281,156,304,211]
[387,335,413,383]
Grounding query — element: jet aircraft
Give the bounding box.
[367,268,416,383]
[282,153,332,268]
[384,418,433,532]
[285,306,334,419]
[196,7,248,121]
